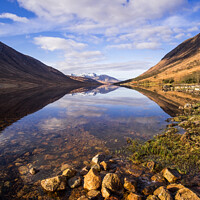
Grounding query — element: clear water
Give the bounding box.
[0,86,170,198]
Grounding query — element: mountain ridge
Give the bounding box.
[0,41,99,88]
[121,33,200,85]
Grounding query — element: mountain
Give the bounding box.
[0,42,99,89]
[121,33,200,85]
[70,73,119,84]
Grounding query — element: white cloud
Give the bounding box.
[134,42,161,49]
[34,36,86,51]
[0,13,29,23]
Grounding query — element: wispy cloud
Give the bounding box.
[0,12,29,23]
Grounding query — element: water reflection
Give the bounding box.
[0,85,175,199]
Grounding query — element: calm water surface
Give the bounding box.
[0,86,170,198]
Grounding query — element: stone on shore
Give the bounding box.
[84,168,102,190]
[92,154,105,164]
[146,195,159,200]
[102,173,123,195]
[175,188,200,200]
[101,186,111,198]
[87,190,101,199]
[62,168,77,178]
[41,175,67,192]
[124,177,137,192]
[127,192,142,200]
[154,186,173,200]
[68,176,82,188]
[162,168,181,183]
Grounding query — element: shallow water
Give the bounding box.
[0,85,171,199]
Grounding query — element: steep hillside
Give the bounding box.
[0,42,99,88]
[123,33,200,85]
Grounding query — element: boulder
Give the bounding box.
[127,192,142,200]
[124,177,137,192]
[167,184,185,194]
[175,188,200,200]
[87,190,101,199]
[162,168,181,183]
[41,175,67,192]
[62,168,77,178]
[102,173,123,194]
[84,168,102,190]
[91,164,101,172]
[92,154,105,164]
[154,186,172,200]
[68,176,82,188]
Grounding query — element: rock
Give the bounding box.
[151,173,166,183]
[147,161,155,172]
[92,154,105,164]
[124,177,137,192]
[100,161,110,171]
[167,184,185,194]
[29,168,37,175]
[18,166,28,175]
[84,168,102,191]
[41,175,67,192]
[146,195,159,200]
[87,190,101,199]
[162,168,181,183]
[61,163,72,171]
[80,166,89,176]
[175,188,200,200]
[102,173,123,195]
[78,195,89,200]
[91,164,101,172]
[154,186,172,200]
[68,176,82,188]
[101,186,111,198]
[184,103,192,109]
[127,192,142,200]
[62,168,77,178]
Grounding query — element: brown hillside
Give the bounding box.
[131,33,200,84]
[0,42,99,88]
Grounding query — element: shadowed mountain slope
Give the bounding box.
[0,42,99,88]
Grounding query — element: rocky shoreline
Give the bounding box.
[37,152,200,200]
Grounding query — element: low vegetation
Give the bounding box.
[128,103,200,174]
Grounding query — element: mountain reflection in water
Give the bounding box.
[1,85,197,199]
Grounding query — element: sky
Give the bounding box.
[0,0,200,80]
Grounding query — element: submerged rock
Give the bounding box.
[41,175,67,192]
[18,166,28,175]
[84,168,102,190]
[29,168,37,175]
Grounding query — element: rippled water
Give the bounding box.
[0,85,171,199]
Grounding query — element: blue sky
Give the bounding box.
[0,0,200,80]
